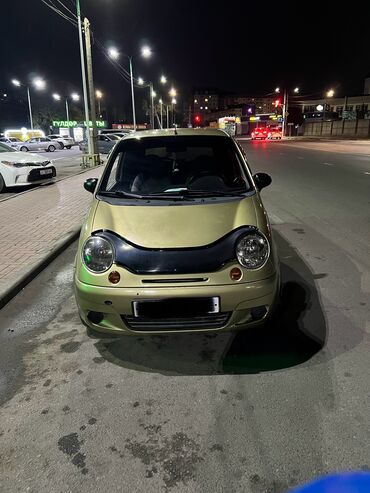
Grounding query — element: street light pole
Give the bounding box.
[150,82,154,129]
[65,98,70,136]
[129,57,137,131]
[84,17,99,160]
[166,104,169,129]
[76,0,92,155]
[159,99,163,129]
[282,90,287,137]
[26,86,33,130]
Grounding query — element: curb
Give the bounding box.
[0,229,80,310]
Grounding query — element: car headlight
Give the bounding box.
[82,236,114,273]
[236,232,270,269]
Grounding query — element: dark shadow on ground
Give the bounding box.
[95,231,327,375]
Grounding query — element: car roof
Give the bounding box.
[122,128,231,140]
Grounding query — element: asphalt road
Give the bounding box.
[0,140,369,492]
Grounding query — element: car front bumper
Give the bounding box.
[75,273,279,335]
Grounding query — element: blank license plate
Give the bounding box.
[133,297,220,318]
[40,169,52,175]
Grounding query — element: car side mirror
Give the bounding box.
[84,178,98,193]
[253,173,272,191]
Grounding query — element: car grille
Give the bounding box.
[27,166,56,182]
[122,312,231,331]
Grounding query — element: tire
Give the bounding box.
[20,146,28,152]
[66,145,71,149]
[48,145,56,152]
[59,142,64,150]
[0,174,5,193]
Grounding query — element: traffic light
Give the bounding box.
[274,99,281,108]
[194,114,201,125]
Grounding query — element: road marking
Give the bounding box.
[323,162,334,166]
[364,172,370,175]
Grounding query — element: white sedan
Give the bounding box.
[0,143,56,192]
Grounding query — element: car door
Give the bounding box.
[27,138,41,150]
[97,135,109,153]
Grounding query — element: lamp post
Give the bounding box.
[323,89,334,122]
[274,86,299,137]
[171,98,177,126]
[12,77,46,130]
[95,90,103,118]
[52,92,80,135]
[159,99,163,129]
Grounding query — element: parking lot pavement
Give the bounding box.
[0,166,103,308]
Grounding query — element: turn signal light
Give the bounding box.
[108,271,121,284]
[230,267,242,281]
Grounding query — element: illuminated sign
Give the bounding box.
[52,120,107,128]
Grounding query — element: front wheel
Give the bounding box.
[0,174,5,193]
[20,146,28,152]
[59,142,64,150]
[48,145,56,152]
[66,145,71,149]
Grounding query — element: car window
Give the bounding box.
[99,136,252,195]
[29,138,37,143]
[0,143,15,152]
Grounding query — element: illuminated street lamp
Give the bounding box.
[141,46,152,58]
[326,89,335,98]
[138,77,144,86]
[71,93,80,101]
[152,90,157,98]
[275,87,280,93]
[294,87,299,93]
[169,87,177,98]
[160,75,167,84]
[108,47,119,60]
[11,77,46,130]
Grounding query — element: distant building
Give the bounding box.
[301,95,370,120]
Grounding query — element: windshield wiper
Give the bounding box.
[97,190,190,200]
[161,188,248,197]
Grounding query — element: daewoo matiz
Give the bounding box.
[75,128,279,335]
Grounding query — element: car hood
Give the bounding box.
[0,151,51,164]
[92,195,258,248]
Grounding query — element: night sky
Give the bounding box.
[1,0,369,124]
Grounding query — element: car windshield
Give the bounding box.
[98,135,251,198]
[0,143,15,152]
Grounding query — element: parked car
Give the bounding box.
[0,137,23,149]
[79,134,120,154]
[47,134,75,149]
[101,129,133,136]
[251,127,268,140]
[14,137,61,153]
[267,127,282,140]
[75,128,279,336]
[0,143,56,192]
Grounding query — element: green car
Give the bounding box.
[75,128,279,335]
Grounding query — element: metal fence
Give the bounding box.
[304,119,370,137]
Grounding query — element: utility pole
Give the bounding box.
[26,87,33,130]
[166,105,169,129]
[282,90,288,137]
[76,0,92,156]
[150,82,155,129]
[129,58,137,130]
[84,17,99,162]
[65,99,70,136]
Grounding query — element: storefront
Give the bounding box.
[51,120,107,142]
